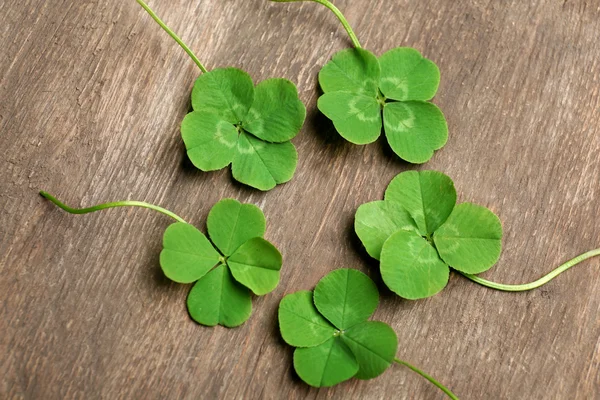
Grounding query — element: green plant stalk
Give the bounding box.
[460,248,600,291]
[136,0,208,73]
[394,358,459,400]
[271,0,362,48]
[40,191,187,224]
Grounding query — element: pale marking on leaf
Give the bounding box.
[407,235,439,264]
[348,96,379,123]
[437,239,459,254]
[438,223,460,237]
[434,223,461,253]
[216,120,237,148]
[245,108,262,126]
[237,134,266,155]
[236,139,254,155]
[183,119,236,151]
[236,134,281,185]
[215,76,248,119]
[380,77,408,99]
[388,103,416,133]
[328,58,377,95]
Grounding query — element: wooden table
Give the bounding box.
[1,1,598,398]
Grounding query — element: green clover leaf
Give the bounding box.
[313,267,379,330]
[191,67,254,124]
[354,200,418,260]
[243,78,307,142]
[433,203,503,274]
[355,171,503,299]
[160,199,282,327]
[319,47,381,95]
[379,47,441,101]
[381,229,450,299]
[187,264,252,328]
[384,170,457,236]
[341,321,399,380]
[278,291,337,347]
[318,47,447,163]
[160,222,221,284]
[279,269,398,387]
[180,111,238,172]
[227,237,282,296]
[182,69,305,191]
[231,132,298,191]
[293,337,359,387]
[135,0,306,191]
[317,91,382,144]
[206,198,266,256]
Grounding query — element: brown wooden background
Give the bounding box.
[1,0,599,398]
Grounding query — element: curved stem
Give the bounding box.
[271,0,361,48]
[40,191,187,224]
[394,358,459,400]
[460,248,600,291]
[136,0,208,73]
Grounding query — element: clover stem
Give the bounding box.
[40,191,187,224]
[271,0,362,48]
[394,358,459,400]
[459,247,600,291]
[136,0,208,73]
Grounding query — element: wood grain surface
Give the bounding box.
[1,0,599,398]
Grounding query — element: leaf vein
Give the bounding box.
[344,333,390,363]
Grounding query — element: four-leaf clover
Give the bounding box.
[161,198,282,327]
[318,47,447,163]
[279,268,398,387]
[182,68,306,191]
[137,0,306,191]
[355,170,503,299]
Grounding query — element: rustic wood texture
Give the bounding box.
[1,0,599,398]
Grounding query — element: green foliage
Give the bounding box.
[279,269,398,387]
[160,223,221,284]
[278,291,336,347]
[231,132,298,191]
[313,267,379,330]
[384,169,456,236]
[183,69,305,191]
[187,264,252,327]
[271,0,446,163]
[318,47,447,164]
[137,1,306,191]
[161,199,282,327]
[40,191,461,398]
[434,203,503,274]
[206,198,266,255]
[355,171,503,299]
[381,230,450,299]
[228,237,282,295]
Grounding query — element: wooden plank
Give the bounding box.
[0,0,598,398]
